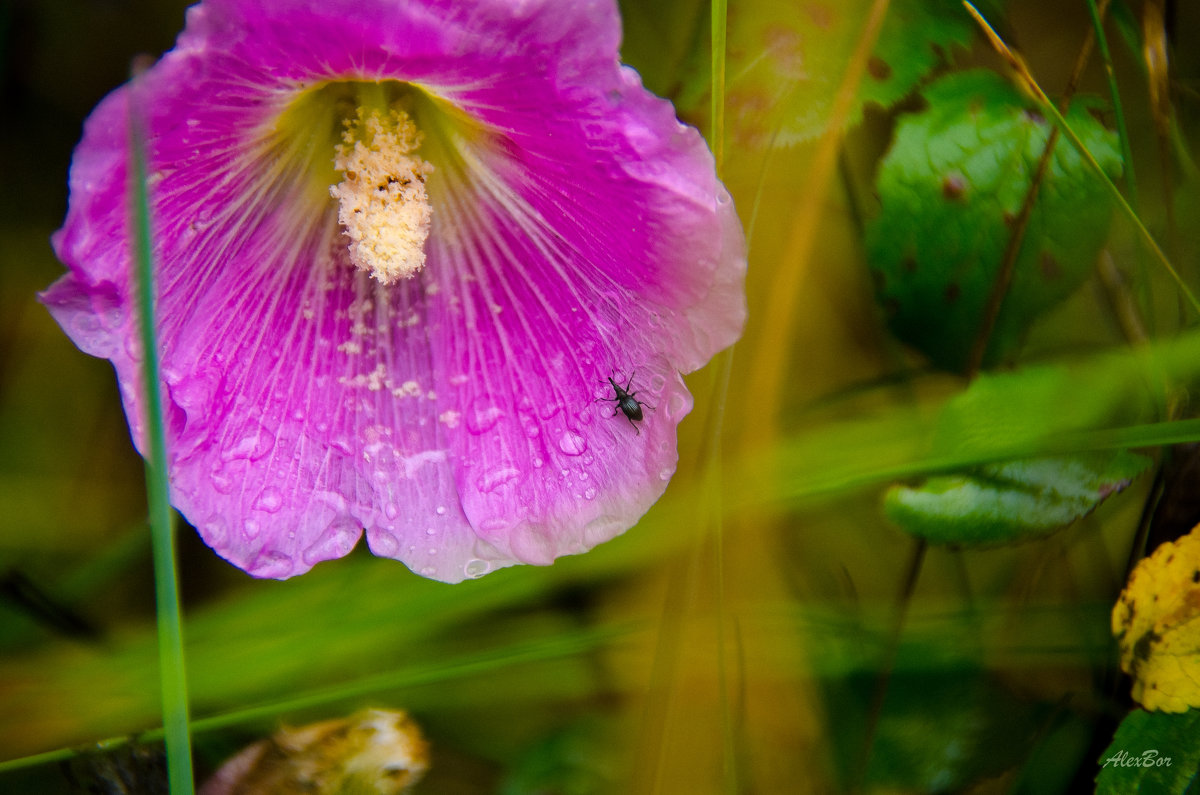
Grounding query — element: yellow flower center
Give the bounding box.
[330,107,434,284]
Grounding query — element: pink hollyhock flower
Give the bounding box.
[43,0,746,583]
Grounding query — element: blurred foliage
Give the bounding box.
[884,450,1152,546]
[1095,709,1200,794]
[867,69,1121,370]
[826,668,1046,792]
[4,0,1200,793]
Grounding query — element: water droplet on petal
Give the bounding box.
[222,421,276,462]
[464,559,490,578]
[371,530,399,556]
[211,468,234,494]
[465,397,503,434]
[435,505,447,516]
[665,393,689,421]
[557,430,587,456]
[201,521,227,546]
[583,487,596,500]
[532,457,543,468]
[384,502,399,519]
[479,517,510,534]
[252,553,294,578]
[243,518,261,538]
[302,521,361,566]
[427,547,438,555]
[255,487,283,513]
[421,566,436,576]
[659,466,675,481]
[478,466,521,493]
[425,527,436,535]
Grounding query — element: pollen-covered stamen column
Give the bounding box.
[330,107,434,284]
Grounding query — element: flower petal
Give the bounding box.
[45,0,746,582]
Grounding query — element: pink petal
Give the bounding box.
[44,0,746,582]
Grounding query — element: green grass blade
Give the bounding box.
[709,0,727,172]
[1084,0,1136,205]
[130,98,194,793]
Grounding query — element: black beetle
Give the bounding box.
[600,372,652,434]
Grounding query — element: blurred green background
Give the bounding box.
[3,0,1199,792]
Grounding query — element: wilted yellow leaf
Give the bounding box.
[1112,525,1200,713]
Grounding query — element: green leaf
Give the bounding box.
[499,719,623,795]
[1095,709,1200,795]
[687,0,975,147]
[861,0,981,115]
[867,69,1122,371]
[883,450,1152,546]
[828,669,1046,792]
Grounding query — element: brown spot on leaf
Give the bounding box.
[902,257,918,274]
[804,3,834,29]
[763,24,806,80]
[1039,252,1062,280]
[1132,629,1161,663]
[867,57,892,81]
[945,283,961,302]
[1088,105,1116,129]
[942,173,968,201]
[1192,569,1199,584]
[1003,211,1016,227]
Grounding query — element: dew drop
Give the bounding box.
[211,468,234,494]
[371,531,399,556]
[478,466,521,493]
[465,397,503,434]
[255,487,283,513]
[425,527,437,535]
[252,553,294,579]
[428,547,438,555]
[464,559,490,578]
[532,457,544,468]
[201,521,227,546]
[221,421,276,462]
[583,487,596,500]
[557,430,587,456]
[384,502,399,519]
[479,517,510,534]
[302,521,360,566]
[243,518,261,538]
[659,466,676,481]
[421,566,436,576]
[435,505,447,516]
[664,393,688,421]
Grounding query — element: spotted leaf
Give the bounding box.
[867,69,1122,371]
[1112,524,1200,713]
